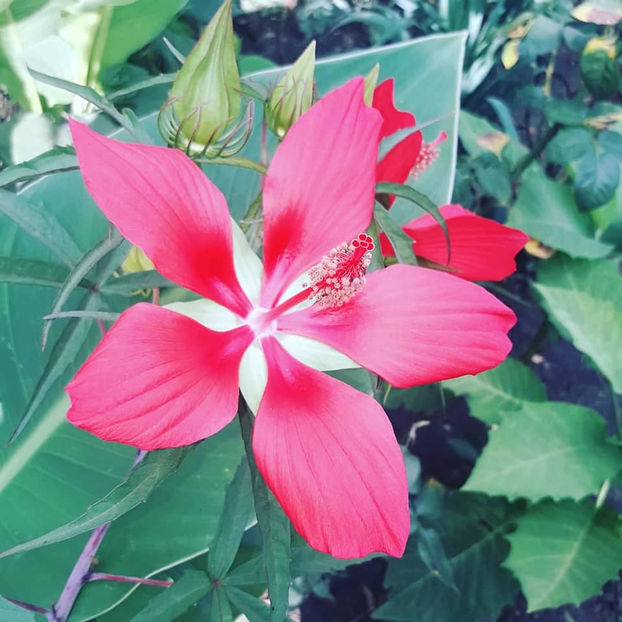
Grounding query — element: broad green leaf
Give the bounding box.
[130,570,210,622]
[240,412,290,622]
[0,597,37,621]
[575,151,620,210]
[534,255,622,392]
[0,147,77,187]
[544,128,593,164]
[373,493,521,622]
[443,358,546,425]
[464,402,621,500]
[0,188,82,267]
[207,457,254,579]
[505,500,622,611]
[373,202,417,266]
[100,0,189,70]
[507,165,614,258]
[0,447,192,559]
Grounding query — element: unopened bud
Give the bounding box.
[162,0,243,151]
[265,41,316,138]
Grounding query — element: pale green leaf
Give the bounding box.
[464,402,622,500]
[534,255,622,392]
[444,358,546,425]
[505,500,622,611]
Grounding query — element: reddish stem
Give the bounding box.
[5,597,50,615]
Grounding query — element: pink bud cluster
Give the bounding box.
[306,234,374,309]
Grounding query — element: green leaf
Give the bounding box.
[0,257,74,288]
[0,147,77,187]
[0,447,192,559]
[464,401,621,500]
[207,458,254,579]
[100,0,189,70]
[505,500,622,611]
[0,189,82,267]
[544,128,593,164]
[581,49,621,100]
[534,255,622,392]
[443,358,546,425]
[574,151,620,210]
[211,585,233,622]
[41,230,124,350]
[473,152,512,203]
[521,15,562,57]
[130,570,210,622]
[507,165,614,258]
[373,202,417,266]
[240,411,290,622]
[0,597,37,621]
[225,586,271,622]
[374,493,521,622]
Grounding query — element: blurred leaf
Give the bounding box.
[373,202,417,266]
[598,130,622,161]
[580,47,621,100]
[485,97,518,140]
[131,570,210,622]
[464,402,621,500]
[505,500,622,611]
[415,527,457,592]
[100,0,189,69]
[473,152,512,203]
[374,493,521,622]
[0,597,37,621]
[444,358,546,425]
[207,458,254,579]
[0,447,192,559]
[0,189,81,267]
[0,147,77,187]
[572,0,622,25]
[574,151,620,210]
[521,16,562,57]
[544,98,588,125]
[535,255,622,392]
[290,542,367,576]
[100,270,175,294]
[507,165,614,258]
[544,128,593,164]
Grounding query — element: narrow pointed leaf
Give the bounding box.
[100,270,175,294]
[130,570,211,622]
[225,586,271,622]
[43,310,120,322]
[0,258,74,289]
[240,411,291,622]
[373,202,417,266]
[0,448,191,559]
[0,189,81,267]
[41,230,123,350]
[0,147,77,187]
[207,457,254,579]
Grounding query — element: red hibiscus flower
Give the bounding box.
[372,79,528,281]
[66,79,515,560]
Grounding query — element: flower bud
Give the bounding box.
[165,0,241,147]
[265,41,316,138]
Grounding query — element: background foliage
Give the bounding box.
[0,0,621,620]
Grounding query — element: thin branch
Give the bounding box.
[86,573,173,587]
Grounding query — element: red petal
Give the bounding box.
[67,304,253,449]
[376,130,423,186]
[261,78,382,308]
[372,78,415,138]
[69,119,251,317]
[404,204,529,281]
[278,264,516,388]
[253,337,409,559]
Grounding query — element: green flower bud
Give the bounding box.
[166,0,241,147]
[266,41,316,138]
[363,63,380,106]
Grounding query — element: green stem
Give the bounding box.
[511,123,561,183]
[203,155,266,174]
[240,192,263,234]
